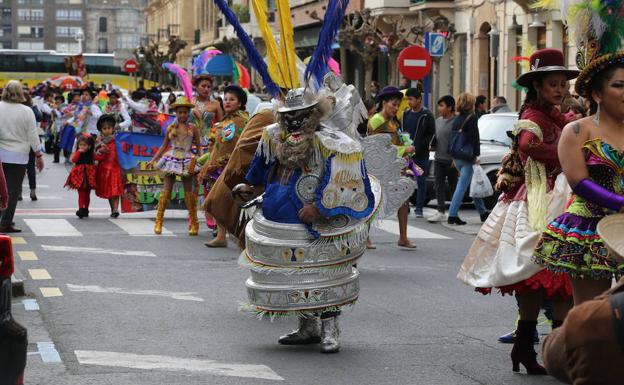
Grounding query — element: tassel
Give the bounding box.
[212,0,281,96]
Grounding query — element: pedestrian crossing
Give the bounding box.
[10,216,457,239]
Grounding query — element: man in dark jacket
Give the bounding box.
[402,88,435,217]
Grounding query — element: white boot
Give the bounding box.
[278,316,321,345]
[320,316,340,353]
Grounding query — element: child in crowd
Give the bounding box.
[94,114,124,218]
[65,134,97,219]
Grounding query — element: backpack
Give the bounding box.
[495,130,524,193]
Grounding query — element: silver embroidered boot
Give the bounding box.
[278,316,321,345]
[320,316,340,353]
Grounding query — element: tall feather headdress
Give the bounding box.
[162,63,193,100]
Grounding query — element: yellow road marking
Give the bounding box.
[18,251,38,261]
[29,269,51,280]
[40,287,63,297]
[11,237,26,245]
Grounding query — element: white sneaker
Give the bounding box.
[427,212,445,223]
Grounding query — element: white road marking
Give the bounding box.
[376,219,451,239]
[109,218,174,236]
[41,245,156,257]
[40,287,63,297]
[29,269,51,280]
[66,284,203,302]
[18,251,38,261]
[74,350,283,381]
[30,196,63,200]
[37,342,62,363]
[22,299,40,311]
[24,219,82,236]
[23,184,49,188]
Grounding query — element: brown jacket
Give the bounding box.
[203,109,275,244]
[543,277,624,384]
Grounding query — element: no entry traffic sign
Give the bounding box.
[397,45,432,80]
[123,59,138,73]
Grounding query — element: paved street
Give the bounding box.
[11,154,560,385]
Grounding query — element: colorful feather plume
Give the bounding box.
[276,0,300,89]
[193,49,222,76]
[251,0,289,88]
[304,0,349,87]
[212,0,280,96]
[530,0,559,10]
[162,63,193,100]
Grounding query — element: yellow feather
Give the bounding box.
[276,0,300,88]
[529,0,558,10]
[521,39,536,71]
[251,0,288,87]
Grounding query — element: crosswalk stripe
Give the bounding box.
[74,350,284,380]
[375,219,451,239]
[24,219,82,237]
[18,251,38,261]
[66,284,203,302]
[11,236,26,244]
[29,269,51,280]
[40,287,63,297]
[109,218,174,236]
[41,245,156,257]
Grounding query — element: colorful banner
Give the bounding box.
[116,132,201,213]
[64,54,87,78]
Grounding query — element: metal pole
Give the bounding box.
[423,32,430,109]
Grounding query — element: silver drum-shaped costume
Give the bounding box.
[240,177,381,315]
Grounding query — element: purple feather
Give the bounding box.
[304,0,349,87]
[162,63,193,100]
[193,49,222,76]
[212,0,280,96]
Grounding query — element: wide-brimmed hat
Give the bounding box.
[97,114,116,131]
[516,49,579,88]
[277,88,319,113]
[597,213,624,264]
[170,96,195,109]
[375,86,403,103]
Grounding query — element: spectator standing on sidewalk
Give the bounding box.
[0,81,44,233]
[428,95,457,223]
[402,88,435,217]
[490,96,512,113]
[475,95,488,119]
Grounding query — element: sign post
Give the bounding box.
[397,45,432,81]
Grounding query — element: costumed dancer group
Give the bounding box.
[458,0,624,377]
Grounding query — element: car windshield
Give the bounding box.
[478,114,516,146]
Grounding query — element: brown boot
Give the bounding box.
[185,194,199,236]
[154,190,170,235]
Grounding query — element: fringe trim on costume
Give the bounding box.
[239,300,357,321]
[317,136,363,164]
[525,157,548,231]
[239,251,357,275]
[313,202,380,249]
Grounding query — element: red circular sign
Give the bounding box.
[123,59,138,73]
[397,45,432,80]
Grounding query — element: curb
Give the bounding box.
[12,269,25,297]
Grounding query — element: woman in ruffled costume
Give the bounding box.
[533,0,624,305]
[147,96,202,236]
[457,49,578,375]
[367,86,418,249]
[199,85,249,248]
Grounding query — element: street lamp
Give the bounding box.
[74,31,85,54]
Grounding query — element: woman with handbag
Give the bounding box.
[447,92,489,225]
[457,49,578,375]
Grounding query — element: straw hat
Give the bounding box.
[596,213,624,264]
[170,96,195,109]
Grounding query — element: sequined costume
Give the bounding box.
[458,103,573,297]
[533,138,624,278]
[156,122,195,176]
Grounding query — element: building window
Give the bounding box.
[56,41,79,53]
[1,8,11,18]
[116,34,139,49]
[56,0,84,3]
[17,41,44,50]
[18,0,44,4]
[98,37,108,53]
[2,42,11,49]
[99,17,107,33]
[17,8,44,21]
[17,25,43,38]
[56,9,82,21]
[56,26,82,38]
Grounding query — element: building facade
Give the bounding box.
[3,0,87,53]
[145,0,195,67]
[85,0,147,65]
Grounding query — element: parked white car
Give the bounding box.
[426,112,517,209]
